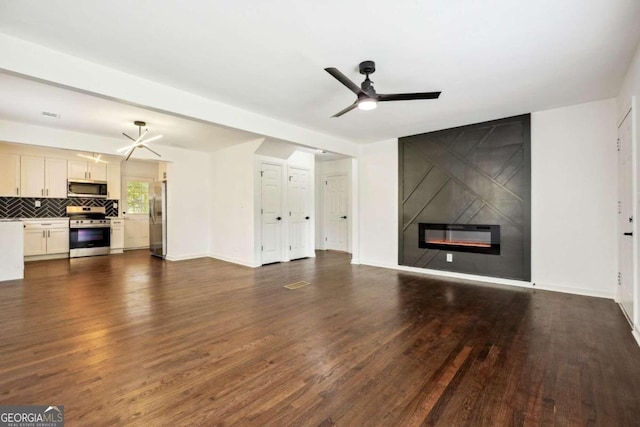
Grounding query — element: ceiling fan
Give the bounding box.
[324,60,441,117]
[118,121,163,161]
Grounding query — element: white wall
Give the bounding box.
[358,99,618,298]
[315,158,353,251]
[618,41,640,119]
[210,139,263,266]
[358,140,398,265]
[121,159,159,179]
[531,99,618,298]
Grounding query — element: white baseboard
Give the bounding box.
[208,253,260,268]
[165,253,209,262]
[633,329,640,347]
[358,260,615,299]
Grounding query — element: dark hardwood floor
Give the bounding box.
[1,250,639,426]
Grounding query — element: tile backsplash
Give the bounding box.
[0,197,119,218]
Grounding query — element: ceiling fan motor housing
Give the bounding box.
[359,60,376,75]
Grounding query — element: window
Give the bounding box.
[126,180,150,214]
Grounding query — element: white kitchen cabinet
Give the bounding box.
[20,155,45,197]
[107,162,121,200]
[45,158,68,198]
[23,220,69,258]
[68,160,107,181]
[21,156,68,198]
[0,153,21,197]
[23,228,47,256]
[110,218,124,253]
[88,162,107,181]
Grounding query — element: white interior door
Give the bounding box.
[261,163,283,264]
[122,176,152,249]
[288,167,310,260]
[324,174,348,251]
[618,109,634,322]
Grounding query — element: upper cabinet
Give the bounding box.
[68,160,107,181]
[20,156,45,197]
[107,162,121,200]
[20,156,68,198]
[0,153,20,197]
[45,158,68,198]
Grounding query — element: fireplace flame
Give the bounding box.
[426,239,491,248]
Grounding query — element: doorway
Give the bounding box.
[288,166,311,260]
[618,106,634,323]
[121,176,152,249]
[261,163,283,264]
[324,174,349,251]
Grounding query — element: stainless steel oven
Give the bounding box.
[67,206,111,258]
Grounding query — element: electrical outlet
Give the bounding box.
[34,200,41,208]
[446,253,453,262]
[113,202,118,209]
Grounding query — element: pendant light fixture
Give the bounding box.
[77,153,108,164]
[118,121,163,161]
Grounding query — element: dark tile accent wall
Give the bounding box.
[0,197,119,218]
[398,114,531,281]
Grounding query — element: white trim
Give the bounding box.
[358,259,615,299]
[632,329,640,347]
[208,253,260,268]
[165,253,209,261]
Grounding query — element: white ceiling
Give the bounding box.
[0,0,639,145]
[0,72,263,152]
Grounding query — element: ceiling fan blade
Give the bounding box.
[138,135,163,145]
[117,143,135,153]
[124,146,136,161]
[325,68,363,96]
[141,144,162,157]
[122,132,136,142]
[332,102,358,118]
[377,92,441,102]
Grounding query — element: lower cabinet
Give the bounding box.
[23,219,69,259]
[110,218,124,254]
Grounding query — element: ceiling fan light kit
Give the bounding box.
[119,120,163,161]
[325,60,441,117]
[77,153,108,164]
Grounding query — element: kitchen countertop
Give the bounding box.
[0,219,23,222]
[20,218,69,221]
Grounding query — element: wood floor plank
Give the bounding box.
[1,250,639,426]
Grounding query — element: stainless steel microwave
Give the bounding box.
[68,179,108,198]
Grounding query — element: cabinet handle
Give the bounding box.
[41,189,44,196]
[46,189,49,196]
[42,230,45,238]
[16,187,18,195]
[48,230,50,238]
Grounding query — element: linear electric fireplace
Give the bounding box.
[419,223,500,255]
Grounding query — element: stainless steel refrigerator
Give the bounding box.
[149,181,167,258]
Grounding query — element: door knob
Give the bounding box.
[276,217,282,220]
[341,216,347,219]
